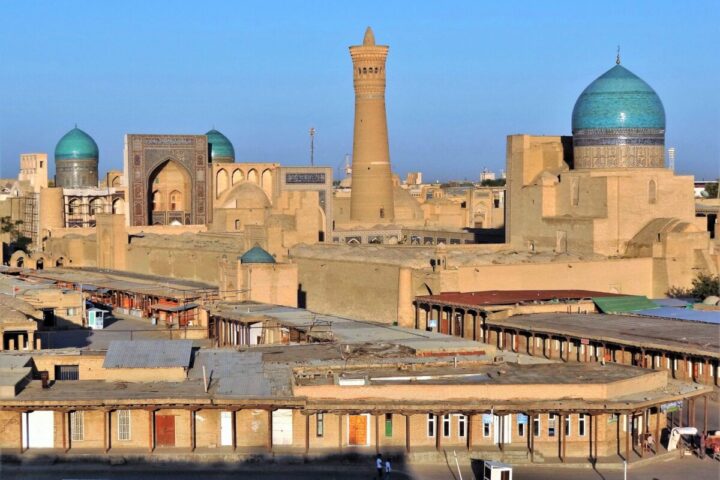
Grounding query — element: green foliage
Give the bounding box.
[481,178,506,187]
[667,272,719,300]
[1,216,31,253]
[703,181,718,198]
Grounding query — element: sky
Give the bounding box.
[1,0,718,182]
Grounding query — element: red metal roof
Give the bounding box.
[416,290,620,307]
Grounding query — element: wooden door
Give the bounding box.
[348,415,367,446]
[156,415,175,447]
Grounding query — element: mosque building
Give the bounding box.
[54,126,99,188]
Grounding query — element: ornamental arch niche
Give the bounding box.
[147,159,192,225]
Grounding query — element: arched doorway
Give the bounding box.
[148,160,191,225]
[247,168,258,184]
[112,198,125,214]
[36,258,44,270]
[16,256,24,268]
[216,169,229,198]
[56,257,65,267]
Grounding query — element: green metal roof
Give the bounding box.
[239,245,275,264]
[593,295,657,314]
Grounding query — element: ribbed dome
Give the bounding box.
[572,65,665,131]
[239,245,276,264]
[206,129,235,162]
[55,127,99,160]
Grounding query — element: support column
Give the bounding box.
[625,413,631,462]
[189,409,196,452]
[654,407,660,454]
[450,307,456,336]
[19,411,24,453]
[704,359,710,385]
[559,414,565,462]
[529,413,534,462]
[436,415,442,451]
[375,414,380,453]
[467,413,474,451]
[703,395,708,435]
[103,409,110,453]
[338,413,343,452]
[414,303,420,330]
[148,409,155,453]
[266,409,273,452]
[405,414,411,453]
[231,409,237,451]
[305,413,310,455]
[531,333,536,356]
[588,413,593,462]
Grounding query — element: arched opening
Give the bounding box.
[317,206,326,242]
[649,180,657,204]
[16,256,24,268]
[232,169,244,185]
[169,190,182,211]
[216,168,229,198]
[148,160,191,225]
[67,198,80,216]
[36,258,44,270]
[112,198,125,214]
[56,257,65,267]
[415,283,433,296]
[247,168,258,184]
[261,169,273,197]
[234,219,241,230]
[89,197,105,215]
[111,175,122,187]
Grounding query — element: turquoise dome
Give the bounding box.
[572,64,665,131]
[206,129,235,162]
[54,127,99,160]
[239,245,275,264]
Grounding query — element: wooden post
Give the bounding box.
[231,409,238,451]
[66,411,71,452]
[531,333,536,356]
[190,409,196,452]
[704,359,710,385]
[436,415,442,451]
[338,414,343,452]
[414,303,419,330]
[559,414,565,462]
[375,414,380,454]
[148,409,155,453]
[103,409,110,453]
[703,395,708,435]
[467,413,473,451]
[625,414,631,462]
[588,413,593,462]
[305,413,310,455]
[19,411,24,453]
[405,414,411,453]
[529,413,534,463]
[654,407,660,454]
[267,410,273,452]
[593,414,598,460]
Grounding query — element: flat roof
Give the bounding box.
[25,268,217,299]
[103,340,193,369]
[417,290,620,308]
[490,313,719,358]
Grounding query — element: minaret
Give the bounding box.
[349,27,395,223]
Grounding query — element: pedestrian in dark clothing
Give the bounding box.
[375,453,383,479]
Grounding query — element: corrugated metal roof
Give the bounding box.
[103,340,193,369]
[418,290,620,307]
[633,307,720,325]
[593,295,657,313]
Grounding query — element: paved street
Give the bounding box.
[1,456,718,480]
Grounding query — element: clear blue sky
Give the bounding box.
[1,0,718,182]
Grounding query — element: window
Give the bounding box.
[70,411,84,441]
[482,415,492,437]
[457,415,467,438]
[517,414,527,437]
[67,307,77,316]
[118,410,131,441]
[379,208,385,219]
[442,414,451,437]
[649,180,657,204]
[533,416,540,437]
[316,413,324,437]
[548,414,557,437]
[55,365,79,381]
[564,415,571,436]
[68,199,80,215]
[578,414,587,437]
[384,413,392,437]
[427,414,436,437]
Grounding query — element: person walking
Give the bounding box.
[384,457,392,479]
[375,453,383,479]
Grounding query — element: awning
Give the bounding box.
[593,295,657,314]
[150,302,199,312]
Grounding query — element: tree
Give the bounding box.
[667,272,719,300]
[1,216,31,253]
[481,178,506,187]
[703,181,718,199]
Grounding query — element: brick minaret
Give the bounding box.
[349,27,395,224]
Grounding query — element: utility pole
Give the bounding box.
[309,127,316,166]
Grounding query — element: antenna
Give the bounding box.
[668,147,676,171]
[616,45,621,65]
[309,127,316,166]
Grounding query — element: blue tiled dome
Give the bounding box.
[54,127,99,160]
[572,65,665,131]
[206,129,235,162]
[239,245,275,264]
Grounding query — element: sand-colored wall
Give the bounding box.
[32,354,186,382]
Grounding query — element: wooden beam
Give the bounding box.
[232,409,237,451]
[405,414,411,453]
[103,409,109,453]
[305,413,310,455]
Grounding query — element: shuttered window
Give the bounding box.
[118,410,131,441]
[70,411,84,441]
[55,365,79,381]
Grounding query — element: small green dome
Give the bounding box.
[239,245,275,264]
[572,64,665,131]
[206,129,235,162]
[54,127,99,161]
